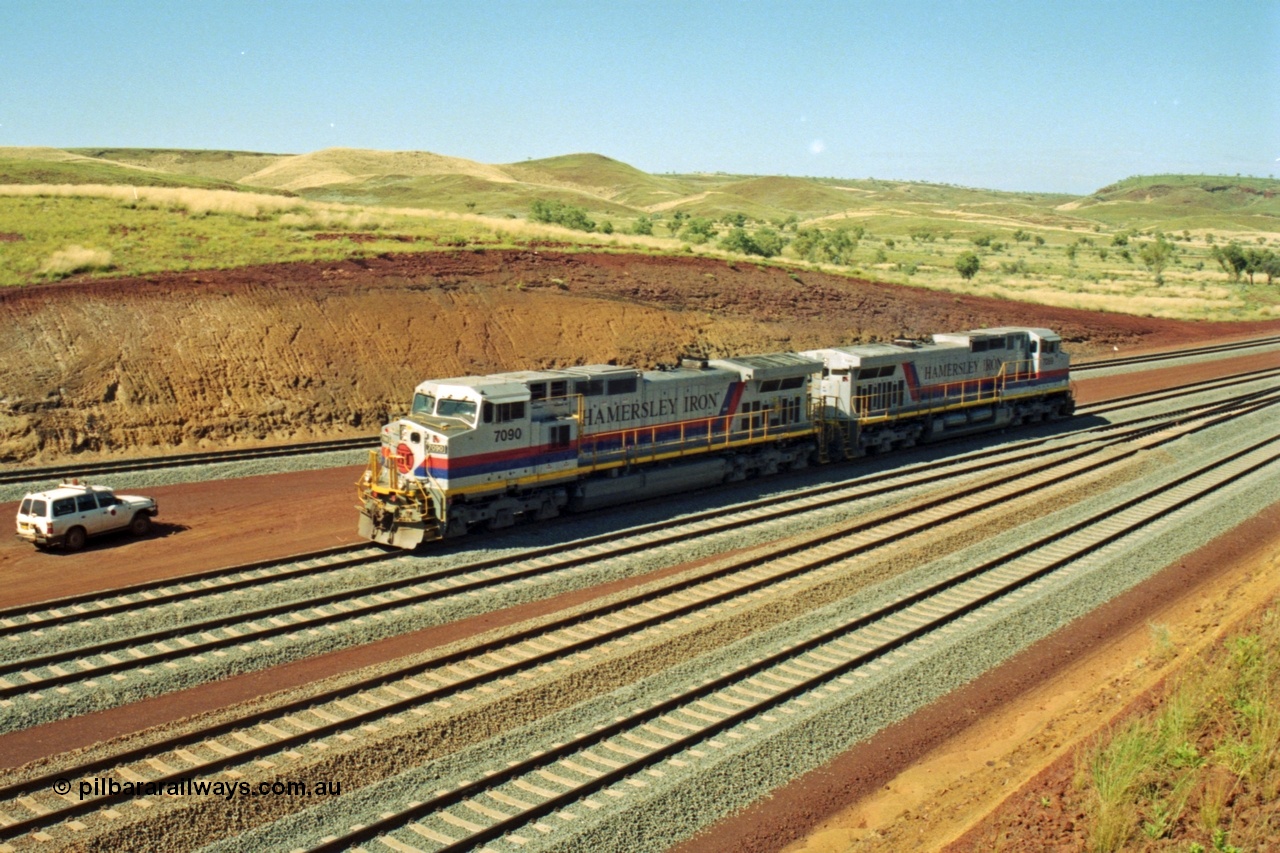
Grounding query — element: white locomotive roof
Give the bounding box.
[709,352,823,380]
[497,369,569,382]
[969,326,1059,339]
[933,327,1056,345]
[800,340,923,360]
[642,364,738,385]
[423,376,531,404]
[557,364,639,378]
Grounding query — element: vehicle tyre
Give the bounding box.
[130,512,152,536]
[65,526,87,551]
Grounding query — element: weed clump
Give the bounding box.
[1074,607,1280,852]
[40,244,113,279]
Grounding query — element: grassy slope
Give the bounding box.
[0,155,255,193]
[65,148,292,184]
[0,147,1277,321]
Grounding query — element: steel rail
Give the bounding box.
[0,437,375,487]
[1073,334,1280,371]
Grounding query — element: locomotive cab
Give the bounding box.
[1025,329,1068,378]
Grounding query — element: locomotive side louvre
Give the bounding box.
[358,326,1073,548]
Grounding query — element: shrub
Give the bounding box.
[790,227,856,264]
[718,226,784,258]
[679,217,716,244]
[956,250,980,279]
[529,198,595,232]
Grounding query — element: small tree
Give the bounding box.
[956,251,980,280]
[753,228,786,257]
[790,227,855,264]
[1263,251,1280,286]
[1139,235,1174,285]
[719,227,757,255]
[1242,247,1277,286]
[1211,242,1247,282]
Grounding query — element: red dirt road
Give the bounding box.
[0,466,366,610]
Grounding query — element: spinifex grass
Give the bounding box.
[1075,607,1280,852]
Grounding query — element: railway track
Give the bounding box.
[306,432,1279,853]
[1075,365,1280,415]
[4,367,1273,639]
[1073,333,1280,372]
[1,395,1274,849]
[0,436,375,488]
[2,384,1275,711]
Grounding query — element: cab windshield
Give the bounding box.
[435,398,477,423]
[412,393,436,417]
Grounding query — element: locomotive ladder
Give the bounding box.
[812,396,854,464]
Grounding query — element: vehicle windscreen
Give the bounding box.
[435,398,477,423]
[412,393,436,417]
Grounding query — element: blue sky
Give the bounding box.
[1,1,1276,193]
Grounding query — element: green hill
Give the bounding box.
[1071,175,1280,230]
[7,146,1274,233]
[2,144,1277,323]
[0,148,262,192]
[66,148,291,183]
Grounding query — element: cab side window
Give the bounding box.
[53,498,76,517]
[76,494,98,512]
[483,402,527,423]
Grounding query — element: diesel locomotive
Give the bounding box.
[357,326,1073,548]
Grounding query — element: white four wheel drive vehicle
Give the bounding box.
[15,481,159,551]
